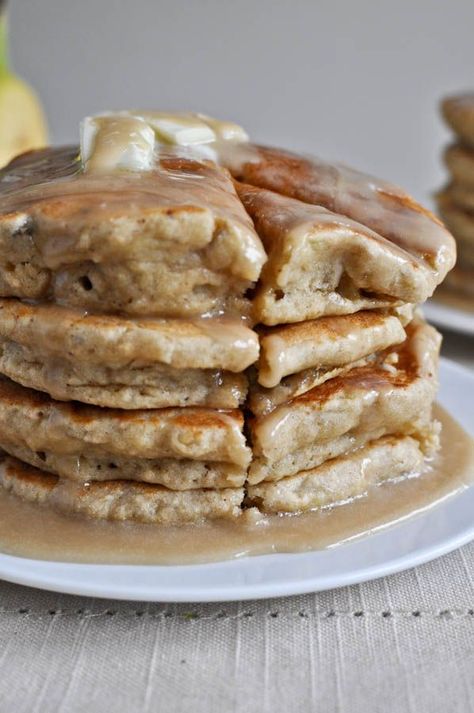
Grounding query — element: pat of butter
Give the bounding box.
[80,110,250,173]
[197,114,249,143]
[139,112,216,146]
[81,115,155,173]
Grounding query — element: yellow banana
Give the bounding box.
[0,5,48,168]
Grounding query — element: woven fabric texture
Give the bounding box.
[0,541,472,712]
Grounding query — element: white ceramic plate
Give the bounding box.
[0,357,473,602]
[424,300,474,336]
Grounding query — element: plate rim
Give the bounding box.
[0,356,473,603]
[0,505,472,602]
[424,300,474,336]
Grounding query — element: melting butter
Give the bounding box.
[81,115,155,173]
[80,111,252,173]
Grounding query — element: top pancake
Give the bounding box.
[0,140,455,323]
[442,94,474,147]
[233,145,455,280]
[236,181,454,324]
[0,147,266,318]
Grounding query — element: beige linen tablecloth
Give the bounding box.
[0,329,472,713]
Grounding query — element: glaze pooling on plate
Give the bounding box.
[0,402,470,566]
[0,359,469,602]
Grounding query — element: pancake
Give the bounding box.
[246,430,437,514]
[256,309,408,389]
[456,242,474,271]
[249,354,374,417]
[0,441,246,489]
[0,376,251,466]
[233,146,455,298]
[0,299,258,408]
[249,307,412,415]
[443,266,474,298]
[236,182,453,325]
[0,338,248,409]
[248,317,440,483]
[441,94,474,147]
[236,145,453,269]
[440,182,474,212]
[0,300,259,372]
[444,143,474,187]
[0,147,266,318]
[436,189,474,249]
[0,456,244,524]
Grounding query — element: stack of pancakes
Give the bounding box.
[436,93,474,299]
[0,113,456,525]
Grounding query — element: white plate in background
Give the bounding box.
[0,358,472,602]
[424,300,474,337]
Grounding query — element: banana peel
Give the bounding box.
[0,8,48,168]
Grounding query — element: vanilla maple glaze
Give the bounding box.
[0,112,455,280]
[0,405,471,565]
[0,146,265,280]
[252,316,432,456]
[0,112,465,563]
[235,145,456,275]
[76,111,452,276]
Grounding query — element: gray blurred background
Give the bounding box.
[10,0,474,203]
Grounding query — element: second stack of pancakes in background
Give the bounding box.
[437,93,474,302]
[0,112,456,525]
